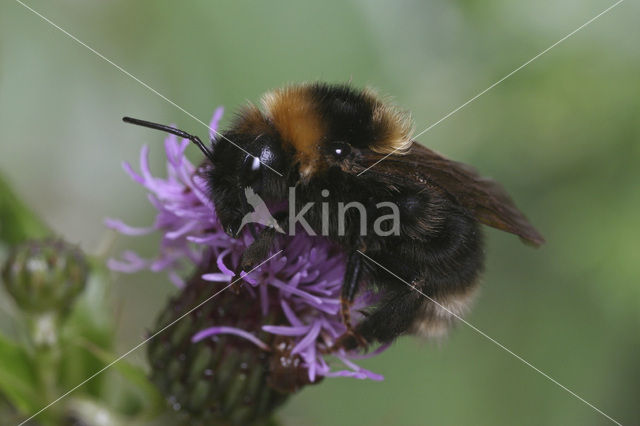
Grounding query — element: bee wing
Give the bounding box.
[361,142,545,246]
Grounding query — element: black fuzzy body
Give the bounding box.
[206,82,541,345]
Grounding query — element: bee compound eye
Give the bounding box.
[252,135,284,173]
[250,156,261,171]
[241,155,262,185]
[329,141,351,159]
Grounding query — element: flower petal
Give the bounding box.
[192,326,269,351]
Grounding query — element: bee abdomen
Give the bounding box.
[408,285,479,339]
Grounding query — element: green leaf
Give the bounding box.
[0,333,41,414]
[0,172,50,246]
[77,338,165,419]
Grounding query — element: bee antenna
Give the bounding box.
[122,117,214,161]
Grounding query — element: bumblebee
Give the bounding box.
[124,82,543,348]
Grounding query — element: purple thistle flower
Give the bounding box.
[107,108,385,384]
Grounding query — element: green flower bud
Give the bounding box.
[148,272,289,425]
[1,239,88,314]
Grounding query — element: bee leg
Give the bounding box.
[335,253,369,350]
[356,286,424,344]
[229,268,245,295]
[240,226,278,270]
[231,226,279,293]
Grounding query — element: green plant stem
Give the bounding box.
[35,344,63,424]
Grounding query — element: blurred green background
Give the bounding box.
[1,1,638,425]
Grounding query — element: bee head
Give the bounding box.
[223,82,414,188]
